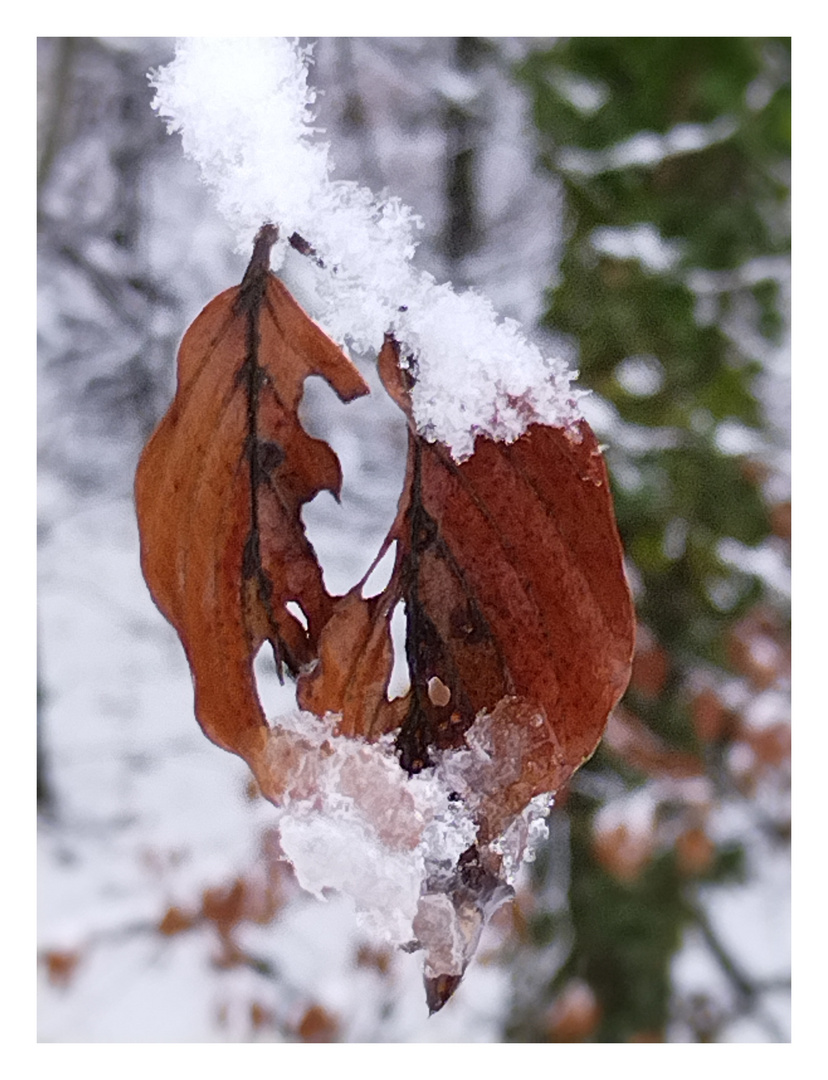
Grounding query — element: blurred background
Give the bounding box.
[37,37,790,1042]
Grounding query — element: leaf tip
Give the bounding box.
[425,973,462,1015]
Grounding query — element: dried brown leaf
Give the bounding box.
[135,226,368,761]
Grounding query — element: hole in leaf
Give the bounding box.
[299,369,407,596]
[286,600,309,630]
[361,542,397,599]
[253,642,299,721]
[387,601,410,701]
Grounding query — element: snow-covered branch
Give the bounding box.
[150,37,583,462]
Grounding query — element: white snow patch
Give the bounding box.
[592,223,684,273]
[559,116,738,176]
[615,353,666,397]
[278,811,423,942]
[254,707,557,975]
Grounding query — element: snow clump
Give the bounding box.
[255,709,553,968]
[256,711,478,945]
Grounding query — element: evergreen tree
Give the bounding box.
[504,37,790,1042]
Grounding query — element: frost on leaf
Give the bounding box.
[135,230,635,1013]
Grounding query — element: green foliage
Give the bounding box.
[564,798,689,1041]
[506,37,790,1043]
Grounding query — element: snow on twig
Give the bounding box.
[149,37,583,462]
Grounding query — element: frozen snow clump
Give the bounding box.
[257,712,478,944]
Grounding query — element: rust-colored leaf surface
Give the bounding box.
[296,585,408,740]
[135,226,368,760]
[304,335,635,838]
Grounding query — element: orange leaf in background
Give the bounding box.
[135,225,368,761]
[675,825,716,877]
[691,687,737,744]
[545,979,602,1042]
[592,819,653,884]
[158,905,194,937]
[297,1003,340,1043]
[354,943,393,976]
[43,950,81,989]
[249,1001,275,1031]
[770,500,791,541]
[737,720,791,771]
[604,706,704,780]
[629,624,669,698]
[727,607,789,691]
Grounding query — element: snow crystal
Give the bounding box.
[150,37,584,462]
[489,793,555,883]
